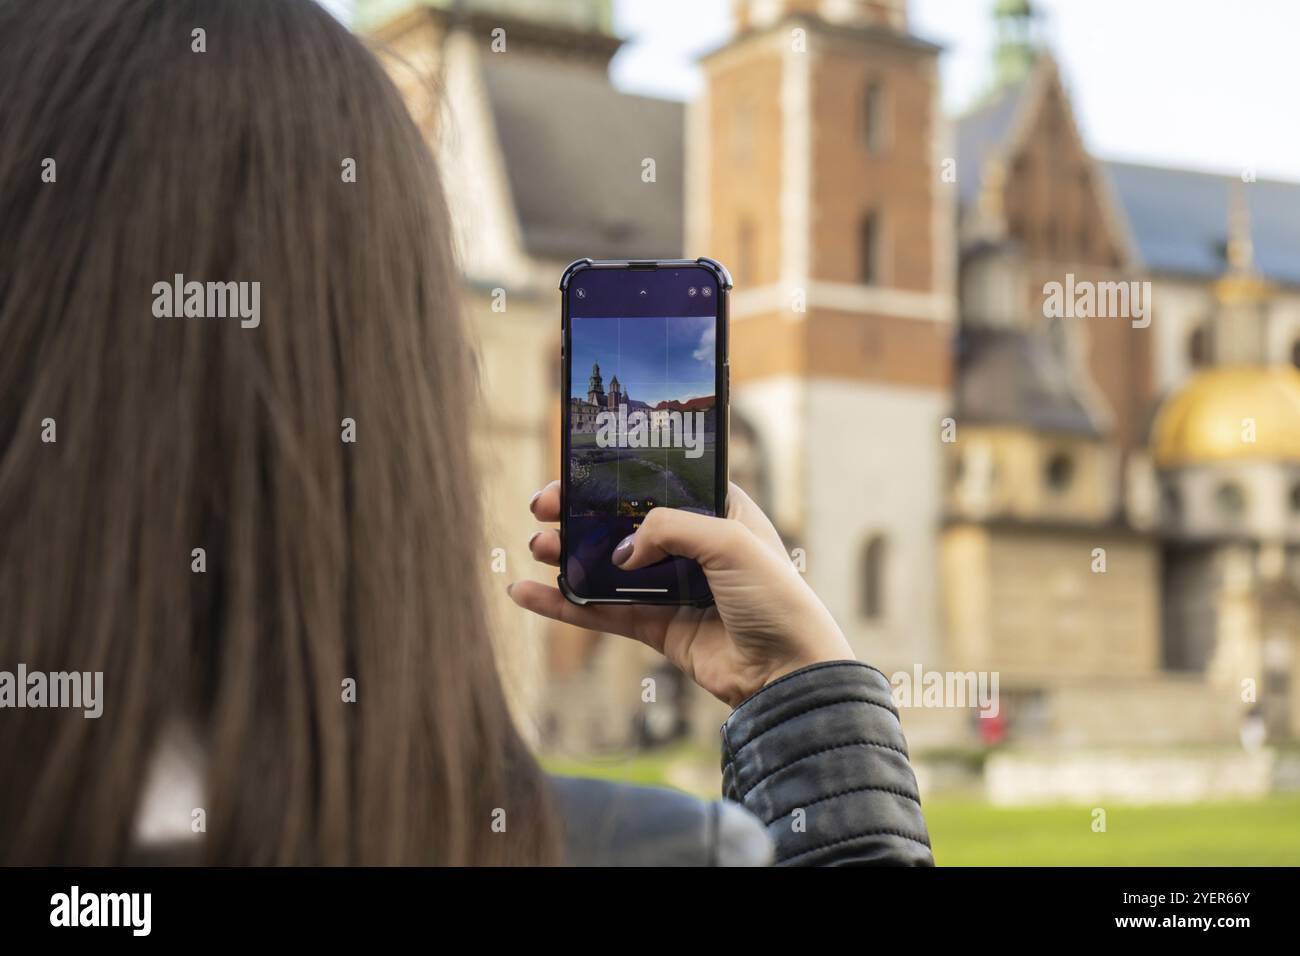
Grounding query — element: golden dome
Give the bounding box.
[1151,365,1300,468]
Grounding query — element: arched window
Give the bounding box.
[858,211,881,285]
[1188,324,1210,368]
[1291,337,1300,371]
[1044,452,1074,492]
[860,535,887,620]
[862,80,887,154]
[951,453,966,486]
[728,411,770,516]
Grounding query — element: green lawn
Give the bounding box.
[570,432,716,508]
[543,747,1300,865]
[926,795,1300,866]
[543,742,717,790]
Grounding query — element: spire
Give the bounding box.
[1225,179,1254,274]
[1211,180,1273,364]
[992,0,1042,92]
[1214,180,1272,308]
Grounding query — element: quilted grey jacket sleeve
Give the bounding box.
[720,660,934,866]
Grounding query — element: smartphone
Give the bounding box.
[559,257,731,606]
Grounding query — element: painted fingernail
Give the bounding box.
[527,531,541,550]
[611,534,635,567]
[528,490,542,514]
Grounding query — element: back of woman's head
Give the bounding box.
[0,0,558,864]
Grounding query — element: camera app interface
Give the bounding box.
[565,276,720,600]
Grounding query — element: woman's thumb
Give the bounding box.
[612,507,755,573]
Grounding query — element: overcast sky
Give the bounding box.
[610,0,1299,181]
[327,0,1300,181]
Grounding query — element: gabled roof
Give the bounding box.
[953,55,1138,266]
[1102,161,1300,286]
[954,59,1300,287]
[479,54,684,263]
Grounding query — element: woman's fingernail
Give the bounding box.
[527,531,541,550]
[528,490,542,513]
[506,581,515,598]
[611,534,635,567]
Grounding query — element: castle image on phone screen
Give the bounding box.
[568,314,718,520]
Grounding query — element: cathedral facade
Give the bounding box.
[360,0,1300,751]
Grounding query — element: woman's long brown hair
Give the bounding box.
[0,0,560,864]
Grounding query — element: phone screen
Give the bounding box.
[561,263,727,604]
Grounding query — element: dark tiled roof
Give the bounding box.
[954,78,1300,287]
[480,54,684,263]
[954,79,1029,209]
[1102,161,1300,286]
[953,327,1101,437]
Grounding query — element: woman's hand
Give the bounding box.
[508,481,856,708]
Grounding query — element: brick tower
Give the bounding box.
[688,0,955,673]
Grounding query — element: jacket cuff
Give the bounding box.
[720,661,934,866]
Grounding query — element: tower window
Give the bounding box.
[734,98,755,166]
[1214,481,1247,517]
[1012,153,1030,182]
[1162,485,1182,522]
[1289,482,1300,515]
[858,211,882,285]
[1051,217,1066,257]
[737,217,756,286]
[1291,337,1300,371]
[862,80,887,154]
[860,535,887,620]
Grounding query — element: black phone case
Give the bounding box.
[558,257,732,607]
